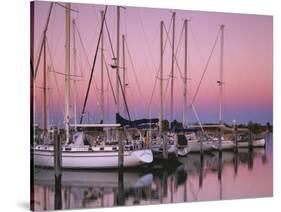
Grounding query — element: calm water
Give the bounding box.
[32,134,273,210]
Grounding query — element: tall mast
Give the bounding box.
[183,19,189,128]
[116,6,120,114]
[170,12,176,126]
[72,19,77,130]
[47,66,50,129]
[31,2,35,130]
[43,33,47,133]
[159,21,164,136]
[34,3,53,79]
[122,34,126,117]
[218,25,224,151]
[34,2,53,133]
[65,3,71,143]
[219,25,224,125]
[100,11,105,122]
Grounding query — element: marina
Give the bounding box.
[31,134,272,210]
[30,1,273,210]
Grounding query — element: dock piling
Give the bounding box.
[249,129,253,149]
[54,129,62,178]
[163,133,168,160]
[54,175,62,210]
[234,149,238,176]
[175,133,178,158]
[219,127,223,153]
[199,131,204,155]
[218,151,222,181]
[199,152,204,188]
[234,124,238,152]
[117,168,125,205]
[54,128,62,209]
[118,129,124,168]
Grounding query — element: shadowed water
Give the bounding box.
[31,134,272,210]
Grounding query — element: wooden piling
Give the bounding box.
[248,127,254,170]
[232,121,238,152]
[218,151,222,181]
[175,133,178,158]
[234,149,238,176]
[163,133,168,160]
[234,130,237,149]
[218,127,223,153]
[54,128,62,209]
[199,131,204,155]
[249,129,253,149]
[54,174,62,210]
[54,129,62,178]
[148,129,152,149]
[199,153,204,188]
[118,129,124,169]
[248,147,254,170]
[117,168,125,205]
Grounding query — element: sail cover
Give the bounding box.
[173,128,199,133]
[116,113,159,127]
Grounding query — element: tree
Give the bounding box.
[171,120,183,129]
[266,122,273,132]
[162,120,169,132]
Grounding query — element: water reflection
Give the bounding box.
[33,134,272,210]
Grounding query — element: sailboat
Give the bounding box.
[150,17,178,159]
[176,19,194,157]
[211,25,265,150]
[176,133,192,156]
[33,4,153,169]
[211,138,235,150]
[237,134,266,148]
[34,129,153,168]
[174,19,213,154]
[210,25,235,151]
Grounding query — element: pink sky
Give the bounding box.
[32,1,273,126]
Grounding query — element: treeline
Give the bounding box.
[160,120,273,134]
[238,121,272,134]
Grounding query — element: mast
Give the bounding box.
[100,11,105,122]
[47,65,50,129]
[218,25,224,151]
[159,21,164,136]
[122,34,126,117]
[72,19,77,130]
[219,25,224,125]
[79,6,108,124]
[65,3,71,144]
[33,2,53,135]
[34,3,53,79]
[116,6,120,114]
[31,2,35,147]
[170,12,176,127]
[43,33,47,134]
[183,19,188,128]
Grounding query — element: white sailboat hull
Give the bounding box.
[212,140,235,150]
[33,147,153,169]
[151,143,177,158]
[238,138,266,148]
[151,144,176,153]
[189,141,213,152]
